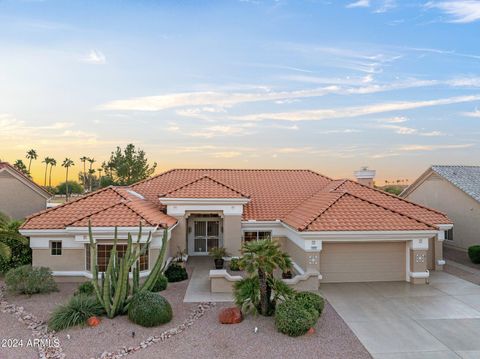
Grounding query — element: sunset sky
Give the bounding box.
[1,0,479,186]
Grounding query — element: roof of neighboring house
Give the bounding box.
[21,168,450,232]
[401,165,480,204]
[0,162,52,199]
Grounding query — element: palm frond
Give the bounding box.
[0,241,12,261]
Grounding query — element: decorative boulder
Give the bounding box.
[219,307,243,324]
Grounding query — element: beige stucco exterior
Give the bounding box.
[169,215,187,255]
[0,170,49,219]
[320,242,406,283]
[223,215,242,257]
[404,172,479,251]
[32,248,86,271]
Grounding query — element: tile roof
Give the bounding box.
[0,162,52,198]
[21,186,176,229]
[431,165,480,203]
[160,175,249,198]
[22,168,450,232]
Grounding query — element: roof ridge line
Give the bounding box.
[21,186,123,225]
[342,191,437,230]
[299,192,347,231]
[161,174,250,198]
[65,200,125,226]
[343,179,449,219]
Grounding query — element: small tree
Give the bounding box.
[0,212,30,267]
[235,240,293,316]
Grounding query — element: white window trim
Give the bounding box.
[50,240,62,256]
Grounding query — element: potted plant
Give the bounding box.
[175,247,187,268]
[209,247,229,269]
[229,257,241,271]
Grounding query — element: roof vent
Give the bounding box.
[127,190,145,200]
[354,166,376,187]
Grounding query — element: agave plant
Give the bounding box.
[88,222,169,318]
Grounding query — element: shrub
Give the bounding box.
[48,294,104,331]
[229,258,240,271]
[151,274,168,292]
[234,276,260,315]
[468,245,480,264]
[5,265,57,295]
[0,231,32,274]
[128,291,172,327]
[275,299,318,337]
[164,263,188,282]
[294,291,325,317]
[74,281,95,296]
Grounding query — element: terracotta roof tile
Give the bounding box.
[161,175,249,198]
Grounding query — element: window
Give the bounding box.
[50,241,62,256]
[445,228,454,241]
[86,243,149,272]
[243,231,272,242]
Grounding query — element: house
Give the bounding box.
[401,165,480,252]
[20,168,452,286]
[0,162,52,220]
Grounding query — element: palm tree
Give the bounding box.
[62,158,74,202]
[26,149,38,174]
[48,159,57,188]
[88,157,96,192]
[80,156,88,190]
[42,157,53,186]
[238,240,292,316]
[13,159,30,177]
[0,212,28,262]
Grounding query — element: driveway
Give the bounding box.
[320,271,480,359]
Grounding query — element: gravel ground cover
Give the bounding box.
[1,264,371,359]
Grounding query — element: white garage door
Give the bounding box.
[320,242,406,283]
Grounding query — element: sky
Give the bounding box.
[0,0,479,186]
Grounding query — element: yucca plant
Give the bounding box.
[88,222,169,318]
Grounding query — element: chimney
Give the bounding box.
[354,166,376,187]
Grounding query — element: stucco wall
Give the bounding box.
[223,215,242,256]
[0,171,47,219]
[169,216,187,256]
[32,248,86,271]
[405,173,480,250]
[276,236,309,270]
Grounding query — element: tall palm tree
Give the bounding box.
[87,157,96,192]
[48,159,57,188]
[13,159,30,177]
[62,158,74,202]
[42,157,53,186]
[238,240,292,316]
[80,156,88,189]
[26,149,38,174]
[0,212,28,262]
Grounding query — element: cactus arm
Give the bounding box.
[141,228,168,291]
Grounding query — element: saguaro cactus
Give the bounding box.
[88,222,169,318]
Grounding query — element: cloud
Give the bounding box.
[399,144,474,152]
[379,124,445,136]
[346,0,370,8]
[425,1,480,23]
[463,108,480,117]
[82,50,107,65]
[379,116,409,123]
[317,129,362,134]
[230,94,480,122]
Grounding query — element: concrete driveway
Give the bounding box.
[320,272,480,359]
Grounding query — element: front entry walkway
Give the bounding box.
[183,256,234,303]
[320,272,480,359]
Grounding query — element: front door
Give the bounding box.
[190,219,221,255]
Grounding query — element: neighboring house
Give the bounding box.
[0,162,52,220]
[401,165,480,251]
[20,169,451,286]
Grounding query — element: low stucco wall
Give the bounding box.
[32,248,85,271]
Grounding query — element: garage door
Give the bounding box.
[320,242,406,283]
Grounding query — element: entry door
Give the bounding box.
[193,220,220,254]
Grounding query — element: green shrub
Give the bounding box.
[234,276,260,314]
[275,299,318,337]
[229,258,240,271]
[151,274,168,292]
[48,294,104,331]
[294,291,325,317]
[164,263,188,282]
[468,245,480,264]
[5,265,58,295]
[74,281,95,296]
[128,291,172,327]
[0,233,32,274]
